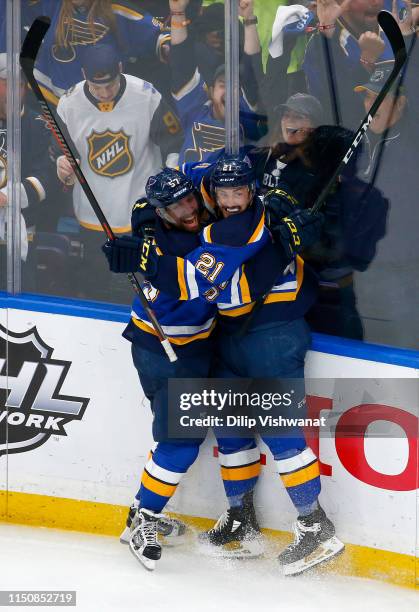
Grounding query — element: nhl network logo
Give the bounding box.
[0,325,89,457]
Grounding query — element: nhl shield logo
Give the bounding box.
[88,129,133,178]
[0,325,89,457]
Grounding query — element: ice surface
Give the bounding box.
[0,524,417,612]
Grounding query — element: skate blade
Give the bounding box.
[281,536,345,576]
[200,537,265,559]
[120,527,130,544]
[128,542,157,571]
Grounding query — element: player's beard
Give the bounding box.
[175,206,202,233]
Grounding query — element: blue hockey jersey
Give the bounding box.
[125,211,217,356]
[151,197,270,304]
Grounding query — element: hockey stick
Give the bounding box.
[20,16,178,362]
[238,11,407,337]
[311,10,407,214]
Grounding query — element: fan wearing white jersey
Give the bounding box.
[55,43,183,301]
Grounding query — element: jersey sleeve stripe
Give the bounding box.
[202,225,212,244]
[200,178,216,213]
[25,177,46,202]
[248,212,265,244]
[172,68,201,100]
[112,4,144,19]
[239,270,251,303]
[79,220,132,233]
[131,317,216,345]
[229,268,241,305]
[177,257,189,300]
[186,260,200,299]
[217,303,255,316]
[264,256,304,303]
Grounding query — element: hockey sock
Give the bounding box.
[217,442,261,501]
[274,447,321,516]
[136,442,200,513]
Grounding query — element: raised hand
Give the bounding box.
[358,30,385,64]
[392,0,414,36]
[169,0,190,14]
[238,0,255,20]
[316,0,351,26]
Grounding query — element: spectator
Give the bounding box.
[303,0,406,128]
[248,92,323,193]
[193,2,245,88]
[265,124,389,340]
[352,55,419,348]
[55,44,183,302]
[264,1,316,123]
[0,53,58,286]
[169,0,266,164]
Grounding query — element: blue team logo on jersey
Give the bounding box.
[184,122,226,163]
[0,325,89,457]
[87,129,133,178]
[52,18,108,62]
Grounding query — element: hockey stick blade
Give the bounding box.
[378,10,407,68]
[20,16,50,64]
[311,10,407,214]
[20,18,178,362]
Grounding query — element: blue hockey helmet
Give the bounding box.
[210,154,256,193]
[146,168,197,209]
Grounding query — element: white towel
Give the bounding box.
[269,5,310,59]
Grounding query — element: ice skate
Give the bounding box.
[278,507,344,576]
[120,504,187,546]
[129,508,163,571]
[199,502,264,559]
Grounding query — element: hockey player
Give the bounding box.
[102,166,273,569]
[102,169,216,570]
[55,42,183,302]
[109,155,343,574]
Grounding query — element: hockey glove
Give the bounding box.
[264,186,300,227]
[131,198,156,239]
[102,235,158,277]
[276,209,324,258]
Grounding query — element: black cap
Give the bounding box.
[276,93,323,127]
[195,2,224,34]
[81,44,121,85]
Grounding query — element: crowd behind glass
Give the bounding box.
[1,0,418,350]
